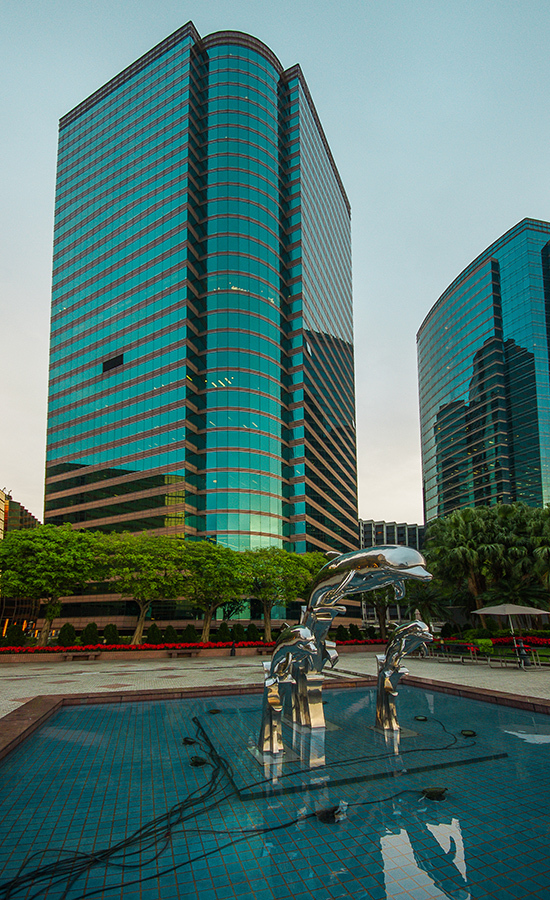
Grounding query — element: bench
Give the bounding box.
[60,651,101,661]
[427,644,477,664]
[167,649,200,658]
[256,647,273,655]
[486,648,541,668]
[428,643,541,668]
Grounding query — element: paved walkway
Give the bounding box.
[2,652,550,720]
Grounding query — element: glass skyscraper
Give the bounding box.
[417,218,550,522]
[44,23,358,554]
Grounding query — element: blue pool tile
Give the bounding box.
[2,688,550,900]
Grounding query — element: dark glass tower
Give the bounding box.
[44,23,358,554]
[417,218,550,522]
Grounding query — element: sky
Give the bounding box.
[2,0,550,526]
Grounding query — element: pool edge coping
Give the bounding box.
[1,674,549,762]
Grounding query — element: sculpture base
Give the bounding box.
[282,715,340,732]
[370,725,418,738]
[247,744,300,765]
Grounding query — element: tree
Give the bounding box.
[0,524,103,645]
[57,622,77,646]
[108,533,186,645]
[215,621,231,643]
[402,580,451,627]
[181,623,198,642]
[80,622,99,645]
[426,507,496,609]
[180,541,252,642]
[163,624,179,643]
[145,622,162,644]
[425,503,550,619]
[104,623,120,644]
[246,548,324,642]
[5,623,26,647]
[370,587,393,641]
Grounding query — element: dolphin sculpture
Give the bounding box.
[376,620,434,731]
[257,545,433,755]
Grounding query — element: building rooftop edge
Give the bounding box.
[416,217,550,340]
[56,23,351,214]
[284,64,350,215]
[201,29,284,73]
[58,23,284,129]
[59,22,202,130]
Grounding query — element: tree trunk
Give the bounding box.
[37,599,62,646]
[376,601,387,642]
[469,575,486,627]
[201,607,214,643]
[38,618,52,647]
[131,602,150,645]
[263,600,272,642]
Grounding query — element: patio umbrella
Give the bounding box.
[473,603,548,634]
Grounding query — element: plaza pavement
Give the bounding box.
[2,651,550,720]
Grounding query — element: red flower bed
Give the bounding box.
[0,641,277,654]
[491,635,550,647]
[438,635,550,648]
[335,639,385,645]
[0,637,386,654]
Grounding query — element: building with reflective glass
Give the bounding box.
[44,23,358,554]
[417,218,550,522]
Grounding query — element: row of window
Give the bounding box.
[51,306,186,375]
[203,513,283,535]
[54,200,189,285]
[52,290,186,357]
[203,470,282,492]
[204,450,283,476]
[204,431,281,454]
[203,492,283,515]
[53,246,187,318]
[46,428,186,465]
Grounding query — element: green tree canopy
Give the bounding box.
[425,503,550,618]
[0,524,103,645]
[106,532,186,644]
[246,547,323,641]
[178,541,252,642]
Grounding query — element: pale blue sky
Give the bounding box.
[2,0,550,524]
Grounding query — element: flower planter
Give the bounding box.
[0,639,385,663]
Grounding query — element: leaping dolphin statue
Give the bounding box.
[257,545,433,754]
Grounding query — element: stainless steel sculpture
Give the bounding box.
[257,545,433,756]
[375,620,433,731]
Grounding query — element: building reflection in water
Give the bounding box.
[254,710,472,900]
[380,798,470,900]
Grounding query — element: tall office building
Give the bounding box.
[417,218,550,522]
[44,23,358,553]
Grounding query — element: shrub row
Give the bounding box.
[3,620,381,649]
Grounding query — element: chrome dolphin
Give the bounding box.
[257,545,433,755]
[376,620,434,731]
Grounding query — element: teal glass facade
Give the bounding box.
[417,218,550,521]
[45,24,358,553]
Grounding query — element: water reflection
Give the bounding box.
[380,798,471,900]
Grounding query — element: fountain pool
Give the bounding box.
[0,685,549,899]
